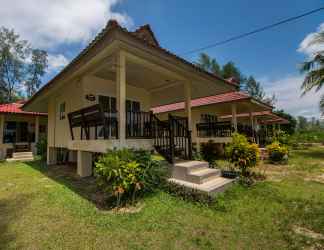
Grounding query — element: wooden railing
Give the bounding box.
[126,111,152,138]
[151,114,174,163]
[169,115,192,161]
[196,121,233,138]
[68,104,118,140]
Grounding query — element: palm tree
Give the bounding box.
[301,31,324,113]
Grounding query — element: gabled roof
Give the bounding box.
[23,20,236,110]
[0,102,47,116]
[219,111,289,124]
[151,91,272,114]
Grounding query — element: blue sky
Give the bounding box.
[1,0,323,118]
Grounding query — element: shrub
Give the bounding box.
[94,148,168,207]
[200,140,224,165]
[36,137,47,161]
[225,133,260,177]
[164,181,214,205]
[266,141,288,164]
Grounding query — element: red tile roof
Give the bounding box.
[151,91,269,114]
[219,111,289,124]
[0,102,47,116]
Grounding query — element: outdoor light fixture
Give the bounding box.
[85,94,96,102]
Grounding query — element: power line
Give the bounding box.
[181,6,324,56]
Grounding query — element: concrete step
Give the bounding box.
[168,177,235,195]
[172,161,210,182]
[12,151,33,158]
[7,156,34,162]
[187,168,221,184]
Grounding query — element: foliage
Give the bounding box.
[195,53,221,75]
[200,140,223,165]
[0,26,48,101]
[242,75,266,101]
[164,181,214,205]
[36,137,47,161]
[273,109,297,134]
[225,133,260,177]
[290,129,324,144]
[300,30,324,114]
[266,141,289,164]
[94,149,168,207]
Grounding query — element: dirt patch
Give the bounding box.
[106,203,145,214]
[293,225,324,240]
[304,174,324,184]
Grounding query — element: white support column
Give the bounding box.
[184,81,192,131]
[77,151,92,177]
[231,103,237,132]
[47,147,57,165]
[35,116,39,144]
[249,111,255,142]
[116,51,126,147]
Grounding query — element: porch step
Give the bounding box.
[187,168,221,184]
[168,177,235,195]
[12,152,33,158]
[8,151,34,162]
[171,160,234,195]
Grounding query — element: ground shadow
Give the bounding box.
[25,161,107,209]
[0,193,32,249]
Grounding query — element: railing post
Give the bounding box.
[168,114,175,164]
[67,113,74,140]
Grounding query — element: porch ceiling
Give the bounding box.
[93,52,234,107]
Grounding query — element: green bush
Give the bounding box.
[36,137,47,161]
[200,140,223,164]
[225,133,260,177]
[94,149,168,207]
[164,181,214,205]
[266,141,288,164]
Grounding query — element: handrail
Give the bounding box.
[196,121,233,138]
[68,104,118,140]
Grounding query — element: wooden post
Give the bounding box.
[231,103,237,132]
[35,116,39,144]
[116,51,126,147]
[184,81,192,131]
[249,111,255,141]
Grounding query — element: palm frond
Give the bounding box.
[320,94,324,116]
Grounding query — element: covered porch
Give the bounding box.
[63,48,234,175]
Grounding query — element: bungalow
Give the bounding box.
[21,20,252,192]
[0,101,47,160]
[151,91,275,151]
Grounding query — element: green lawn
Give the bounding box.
[1,147,324,249]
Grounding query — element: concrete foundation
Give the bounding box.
[77,151,93,177]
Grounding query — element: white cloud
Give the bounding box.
[298,23,324,57]
[0,0,133,48]
[261,75,322,118]
[47,54,69,71]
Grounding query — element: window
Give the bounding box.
[59,102,66,120]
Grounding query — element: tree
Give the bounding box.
[0,27,47,102]
[26,49,48,97]
[243,76,266,101]
[274,110,297,135]
[300,31,324,114]
[196,53,221,75]
[297,116,308,130]
[222,61,243,82]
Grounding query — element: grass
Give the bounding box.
[1,147,324,249]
